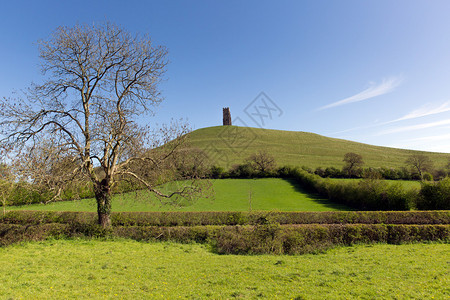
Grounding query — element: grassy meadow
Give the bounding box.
[188,126,450,169]
[8,178,349,212]
[0,239,448,299]
[2,127,448,299]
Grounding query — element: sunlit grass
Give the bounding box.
[188,126,449,169]
[8,178,349,212]
[0,240,448,299]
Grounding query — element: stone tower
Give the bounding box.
[223,107,232,126]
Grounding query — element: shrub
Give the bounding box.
[422,172,434,181]
[418,178,450,210]
[210,166,225,179]
[324,167,344,178]
[228,163,255,178]
[314,167,326,177]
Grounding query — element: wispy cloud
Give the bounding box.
[385,101,450,124]
[377,119,450,135]
[404,133,450,143]
[319,76,403,110]
[329,100,450,135]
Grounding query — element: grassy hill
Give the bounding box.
[188,126,449,169]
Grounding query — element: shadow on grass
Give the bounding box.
[282,178,354,211]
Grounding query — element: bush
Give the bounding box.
[228,163,255,178]
[422,172,434,181]
[210,166,225,179]
[418,178,450,210]
[7,182,51,206]
[324,167,344,178]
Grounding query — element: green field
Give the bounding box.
[188,126,449,169]
[0,239,447,299]
[8,178,349,212]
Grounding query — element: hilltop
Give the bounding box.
[187,126,449,169]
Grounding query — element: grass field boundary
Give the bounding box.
[1,222,449,254]
[2,210,450,226]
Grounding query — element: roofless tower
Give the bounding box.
[223,107,232,126]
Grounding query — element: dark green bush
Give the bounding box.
[210,166,225,179]
[228,163,255,178]
[422,172,434,182]
[418,178,450,210]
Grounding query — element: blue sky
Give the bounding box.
[2,0,450,153]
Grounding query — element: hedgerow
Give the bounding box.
[211,224,450,254]
[1,222,448,254]
[276,166,420,210]
[2,211,449,226]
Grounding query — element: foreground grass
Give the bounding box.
[0,240,448,299]
[9,178,349,212]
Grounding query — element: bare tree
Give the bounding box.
[0,23,203,227]
[247,150,277,174]
[343,152,364,177]
[405,154,433,180]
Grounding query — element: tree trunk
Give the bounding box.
[94,179,112,228]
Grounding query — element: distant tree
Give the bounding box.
[0,22,204,227]
[173,147,209,178]
[363,168,383,180]
[247,151,277,175]
[343,152,364,177]
[405,154,433,180]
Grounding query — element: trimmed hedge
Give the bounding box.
[0,211,97,225]
[2,210,449,226]
[2,210,448,254]
[211,224,450,254]
[1,223,448,254]
[0,223,68,246]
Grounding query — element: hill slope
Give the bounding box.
[187,126,449,169]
